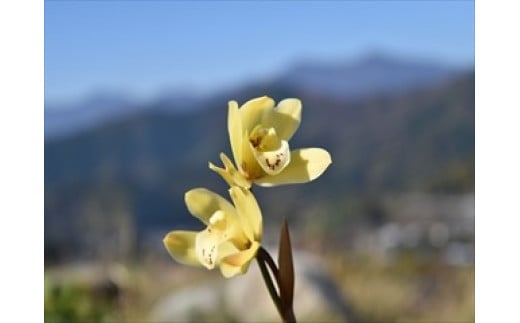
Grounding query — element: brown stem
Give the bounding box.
[257,247,297,323]
[256,255,283,319]
[258,247,280,283]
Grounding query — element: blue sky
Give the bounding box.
[45,1,474,103]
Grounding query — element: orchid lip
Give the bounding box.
[252,140,291,175]
[248,126,291,175]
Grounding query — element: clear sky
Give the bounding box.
[45,0,474,103]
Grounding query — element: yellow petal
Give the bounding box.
[208,154,252,189]
[262,98,302,141]
[229,186,262,241]
[228,101,243,167]
[240,96,275,133]
[255,148,332,187]
[208,162,235,187]
[212,208,250,250]
[217,240,240,261]
[216,241,254,278]
[185,188,236,225]
[240,128,264,180]
[219,262,243,278]
[219,241,260,278]
[220,153,252,188]
[163,231,201,267]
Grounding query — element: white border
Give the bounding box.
[0,0,43,322]
[476,0,520,322]
[3,0,519,321]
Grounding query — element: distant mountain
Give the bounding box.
[44,92,206,140]
[45,93,139,139]
[44,53,467,140]
[44,70,474,261]
[275,53,464,99]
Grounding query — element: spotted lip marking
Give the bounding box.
[203,245,216,266]
[265,153,284,171]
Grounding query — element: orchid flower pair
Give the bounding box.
[163,96,331,278]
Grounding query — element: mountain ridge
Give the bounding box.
[45,53,467,141]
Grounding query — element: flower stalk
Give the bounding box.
[257,247,297,323]
[256,251,283,319]
[256,219,297,323]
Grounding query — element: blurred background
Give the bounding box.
[44,1,474,322]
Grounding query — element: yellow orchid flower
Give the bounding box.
[209,96,332,188]
[163,186,262,278]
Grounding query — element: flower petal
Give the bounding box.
[240,128,264,180]
[185,188,236,225]
[216,242,242,279]
[208,162,235,187]
[219,241,260,278]
[240,96,275,133]
[219,262,242,279]
[217,240,240,261]
[209,153,251,189]
[228,100,243,167]
[255,148,332,186]
[163,231,201,267]
[262,98,302,141]
[229,186,262,241]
